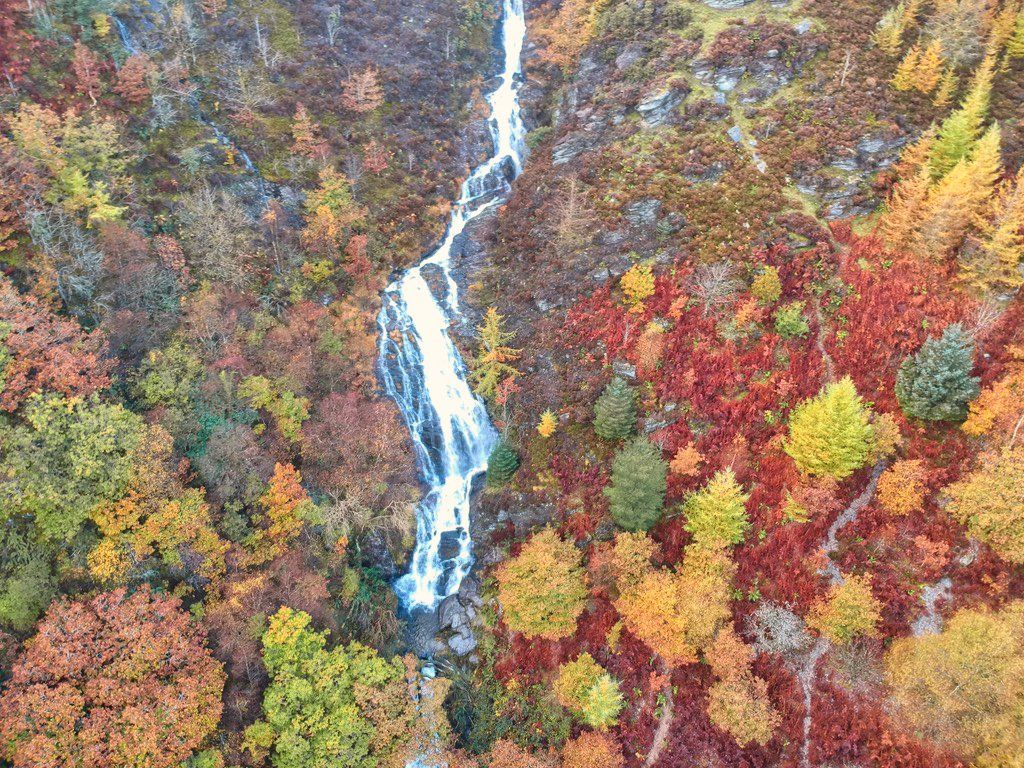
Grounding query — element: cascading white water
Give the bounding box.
[378,0,527,613]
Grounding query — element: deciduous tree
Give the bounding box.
[945,448,1024,564]
[243,607,415,768]
[885,601,1024,765]
[553,653,624,729]
[114,53,154,105]
[560,732,623,768]
[496,527,587,640]
[784,377,874,479]
[0,275,112,411]
[247,463,315,565]
[615,548,733,664]
[928,58,993,179]
[0,587,224,768]
[0,394,146,542]
[72,41,102,106]
[341,68,384,114]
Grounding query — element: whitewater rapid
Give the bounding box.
[378,0,527,613]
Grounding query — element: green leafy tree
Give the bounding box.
[896,323,980,422]
[0,557,55,632]
[784,377,874,479]
[605,436,667,531]
[684,469,750,548]
[0,394,146,541]
[593,376,636,440]
[240,375,310,442]
[496,527,587,640]
[244,607,413,768]
[486,438,520,486]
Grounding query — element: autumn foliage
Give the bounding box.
[0,587,224,768]
[0,276,112,411]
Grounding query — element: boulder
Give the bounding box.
[625,198,663,226]
[714,65,746,92]
[637,88,685,126]
[703,0,756,8]
[448,628,478,656]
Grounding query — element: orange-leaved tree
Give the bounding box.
[0,587,225,768]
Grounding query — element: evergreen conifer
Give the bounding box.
[605,435,667,531]
[896,323,980,421]
[593,376,637,440]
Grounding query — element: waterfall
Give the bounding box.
[378,0,527,613]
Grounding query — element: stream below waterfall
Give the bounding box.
[377,0,527,640]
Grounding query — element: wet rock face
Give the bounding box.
[420,263,450,307]
[437,575,485,658]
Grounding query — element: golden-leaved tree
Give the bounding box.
[496,527,588,640]
[945,448,1024,564]
[886,601,1024,766]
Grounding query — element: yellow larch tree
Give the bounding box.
[471,307,521,401]
[964,166,1024,293]
[913,39,945,92]
[891,44,922,90]
[913,123,1001,259]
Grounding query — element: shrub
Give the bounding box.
[620,263,655,310]
[750,265,782,305]
[806,574,882,644]
[773,300,810,339]
[707,675,780,747]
